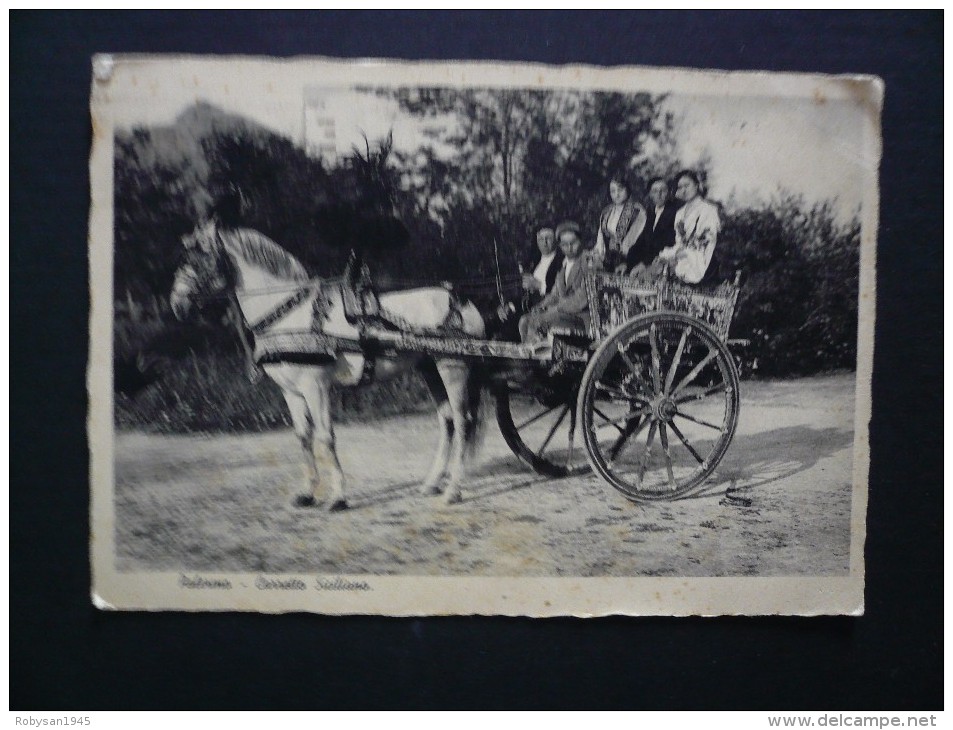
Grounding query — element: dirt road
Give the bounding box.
[114,373,857,576]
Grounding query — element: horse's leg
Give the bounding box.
[300,369,348,512]
[282,391,321,508]
[436,359,473,505]
[422,402,454,495]
[418,358,453,496]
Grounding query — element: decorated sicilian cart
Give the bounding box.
[174,226,743,507]
[248,256,742,504]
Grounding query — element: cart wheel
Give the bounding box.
[493,374,590,478]
[578,312,740,501]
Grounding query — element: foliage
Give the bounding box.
[114,129,207,302]
[114,331,433,433]
[384,88,674,291]
[718,196,860,376]
[112,93,861,432]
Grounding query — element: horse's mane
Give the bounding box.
[226,228,310,282]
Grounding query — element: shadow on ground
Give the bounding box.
[692,425,854,500]
[452,424,855,506]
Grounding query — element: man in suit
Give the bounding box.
[519,221,591,343]
[634,169,721,285]
[521,226,563,300]
[493,227,563,338]
[626,176,678,275]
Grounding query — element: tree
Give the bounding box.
[382,86,671,289]
[114,129,206,303]
[719,195,860,375]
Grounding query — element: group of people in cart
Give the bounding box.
[499,169,721,344]
[187,167,719,350]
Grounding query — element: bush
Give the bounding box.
[114,307,435,433]
[718,197,859,377]
[115,346,434,434]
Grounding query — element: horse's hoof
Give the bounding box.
[420,484,443,496]
[327,498,349,512]
[293,494,317,508]
[443,492,462,506]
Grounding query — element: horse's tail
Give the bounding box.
[454,298,489,462]
[462,360,490,462]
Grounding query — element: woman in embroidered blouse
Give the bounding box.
[592,173,647,273]
[656,170,720,284]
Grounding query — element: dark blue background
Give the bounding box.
[10,11,942,709]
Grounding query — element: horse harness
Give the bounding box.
[248,286,314,335]
[245,259,472,386]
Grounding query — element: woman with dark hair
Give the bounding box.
[592,172,647,272]
[626,176,678,275]
[655,169,720,284]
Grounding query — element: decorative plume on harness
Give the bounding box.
[340,249,471,337]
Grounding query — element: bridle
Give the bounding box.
[176,242,234,308]
[176,235,318,336]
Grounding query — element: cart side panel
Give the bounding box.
[584,272,658,341]
[585,271,741,343]
[658,278,740,342]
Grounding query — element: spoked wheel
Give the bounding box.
[493,372,590,478]
[579,312,740,501]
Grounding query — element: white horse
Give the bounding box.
[170,221,486,510]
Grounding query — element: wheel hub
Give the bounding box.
[652,397,678,422]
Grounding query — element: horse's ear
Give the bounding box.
[183,220,218,252]
[182,224,202,250]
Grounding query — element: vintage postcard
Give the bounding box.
[89,56,881,615]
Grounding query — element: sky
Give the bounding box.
[663,94,868,221]
[299,88,869,223]
[302,89,435,160]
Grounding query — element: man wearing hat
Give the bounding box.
[519,220,592,343]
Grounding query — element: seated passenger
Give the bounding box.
[520,226,564,303]
[519,221,591,344]
[592,172,647,273]
[492,226,563,341]
[626,176,677,275]
[633,169,720,285]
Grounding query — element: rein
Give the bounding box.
[207,274,519,301]
[208,255,518,342]
[198,277,342,301]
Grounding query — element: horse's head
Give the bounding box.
[170,221,233,320]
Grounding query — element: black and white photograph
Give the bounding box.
[89,56,880,615]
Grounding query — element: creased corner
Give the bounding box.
[92,591,116,611]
